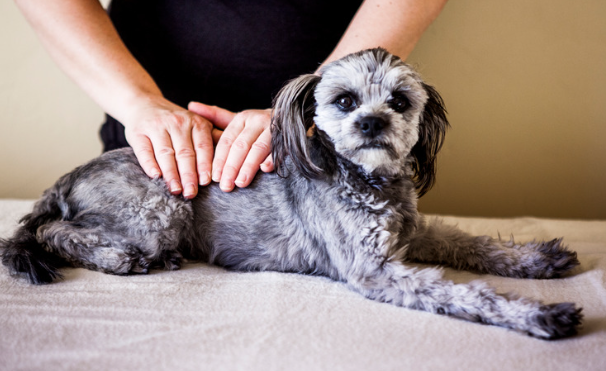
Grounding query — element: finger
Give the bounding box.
[150,131,183,196]
[260,154,275,173]
[168,123,199,199]
[235,129,272,188]
[212,128,223,144]
[130,135,162,179]
[188,102,236,130]
[218,122,266,192]
[211,116,245,184]
[191,118,214,186]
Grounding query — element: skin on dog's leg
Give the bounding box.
[344,261,582,339]
[403,218,579,278]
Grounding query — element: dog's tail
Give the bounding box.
[1,192,66,284]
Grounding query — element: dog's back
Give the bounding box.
[0,147,343,283]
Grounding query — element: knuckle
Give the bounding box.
[219,136,235,147]
[233,139,250,152]
[192,116,212,130]
[140,157,158,168]
[169,113,187,127]
[179,171,197,181]
[235,111,249,120]
[135,146,155,158]
[251,114,265,125]
[251,140,270,153]
[162,112,193,131]
[156,146,176,157]
[175,147,196,159]
[195,141,213,152]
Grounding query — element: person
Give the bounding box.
[15,0,448,199]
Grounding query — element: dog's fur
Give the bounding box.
[1,48,582,339]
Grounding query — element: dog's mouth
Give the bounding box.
[359,142,388,149]
[357,142,398,159]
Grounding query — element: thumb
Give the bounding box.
[188,102,236,130]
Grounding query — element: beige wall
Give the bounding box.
[1,0,605,219]
[0,1,104,199]
[408,0,606,219]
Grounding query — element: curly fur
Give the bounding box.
[1,48,582,339]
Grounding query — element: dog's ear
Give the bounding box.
[410,83,449,197]
[271,73,322,178]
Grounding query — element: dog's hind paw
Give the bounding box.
[155,249,183,271]
[125,246,154,274]
[92,246,152,275]
[129,256,152,274]
[527,303,583,340]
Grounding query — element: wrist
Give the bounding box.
[112,88,167,127]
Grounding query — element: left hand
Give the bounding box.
[188,102,275,192]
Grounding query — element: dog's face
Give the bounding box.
[313,50,430,176]
[271,48,448,196]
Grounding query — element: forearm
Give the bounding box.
[320,0,448,69]
[14,0,162,125]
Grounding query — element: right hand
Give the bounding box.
[123,96,224,200]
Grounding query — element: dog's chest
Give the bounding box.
[334,184,404,258]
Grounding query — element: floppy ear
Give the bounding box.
[271,73,322,178]
[410,83,449,197]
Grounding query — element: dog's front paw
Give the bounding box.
[517,238,579,279]
[527,303,583,339]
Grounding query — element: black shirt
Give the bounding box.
[100,0,363,151]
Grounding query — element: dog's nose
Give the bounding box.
[358,116,388,138]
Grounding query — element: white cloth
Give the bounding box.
[1,199,604,371]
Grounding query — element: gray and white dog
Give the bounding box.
[1,48,582,339]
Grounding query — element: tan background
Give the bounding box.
[1,0,604,219]
[408,0,606,219]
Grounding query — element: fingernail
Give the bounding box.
[151,169,161,179]
[170,180,182,194]
[183,183,196,198]
[220,179,233,192]
[200,172,211,186]
[212,170,221,183]
[235,174,247,187]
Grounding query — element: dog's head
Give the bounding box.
[271,48,448,196]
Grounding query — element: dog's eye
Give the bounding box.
[335,95,355,111]
[389,94,409,113]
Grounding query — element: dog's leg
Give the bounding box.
[403,218,579,278]
[345,262,582,339]
[35,214,187,275]
[36,220,155,274]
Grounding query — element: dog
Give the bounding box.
[1,48,582,339]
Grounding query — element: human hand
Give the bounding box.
[188,102,274,192]
[123,96,224,200]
